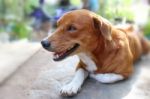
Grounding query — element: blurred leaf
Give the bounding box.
[99,0,134,21]
[12,21,31,39]
[143,20,150,36]
[24,0,39,14]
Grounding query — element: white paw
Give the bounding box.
[60,83,81,96]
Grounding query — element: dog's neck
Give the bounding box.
[91,38,117,66]
[78,31,117,72]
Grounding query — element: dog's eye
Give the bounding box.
[67,25,77,32]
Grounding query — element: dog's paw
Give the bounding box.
[60,83,81,96]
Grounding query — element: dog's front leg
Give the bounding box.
[60,61,88,96]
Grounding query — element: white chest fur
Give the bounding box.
[78,53,97,72]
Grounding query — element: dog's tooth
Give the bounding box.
[70,45,74,49]
[68,46,72,50]
[54,54,59,59]
[56,54,59,58]
[59,53,63,56]
[61,52,65,56]
[59,55,62,57]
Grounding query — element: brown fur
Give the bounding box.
[47,9,150,78]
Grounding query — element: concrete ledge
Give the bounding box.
[0,48,150,99]
[0,40,41,83]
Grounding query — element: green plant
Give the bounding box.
[12,21,31,39]
[24,0,39,14]
[98,0,134,21]
[143,20,150,37]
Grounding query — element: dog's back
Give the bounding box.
[117,25,150,61]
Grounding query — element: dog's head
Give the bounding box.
[41,9,112,61]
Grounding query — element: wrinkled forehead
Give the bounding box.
[57,11,92,26]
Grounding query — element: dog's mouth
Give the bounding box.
[53,43,79,61]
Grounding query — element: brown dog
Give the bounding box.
[41,9,150,96]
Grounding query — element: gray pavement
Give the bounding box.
[0,41,40,83]
[0,48,150,99]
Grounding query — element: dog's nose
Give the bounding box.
[41,40,50,49]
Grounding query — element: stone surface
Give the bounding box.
[0,41,40,83]
[0,48,150,99]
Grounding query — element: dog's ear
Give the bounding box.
[93,17,112,41]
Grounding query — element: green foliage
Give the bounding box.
[115,8,134,21]
[24,0,39,14]
[0,17,32,39]
[99,0,134,21]
[12,21,31,39]
[0,0,35,40]
[0,28,5,32]
[143,20,150,36]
